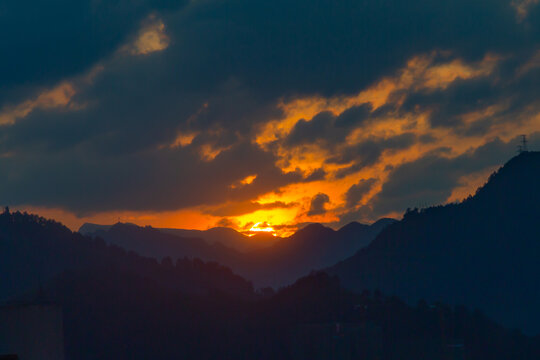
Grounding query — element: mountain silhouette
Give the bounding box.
[81,222,244,264]
[81,219,395,287]
[3,155,540,357]
[327,151,540,333]
[160,226,280,252]
[242,219,396,287]
[79,223,279,252]
[0,211,254,303]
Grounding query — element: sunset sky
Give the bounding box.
[2,0,540,236]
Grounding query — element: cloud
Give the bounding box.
[0,82,77,126]
[512,0,540,21]
[214,217,239,228]
[330,133,418,177]
[303,168,327,182]
[1,0,540,231]
[307,193,330,216]
[284,104,373,149]
[0,0,186,107]
[125,15,170,55]
[0,140,305,214]
[369,134,540,216]
[204,200,298,217]
[345,178,378,208]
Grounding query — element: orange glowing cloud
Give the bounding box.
[16,50,540,238]
[0,83,76,125]
[244,51,538,229]
[256,52,499,148]
[0,64,103,126]
[127,16,170,55]
[512,0,540,21]
[118,48,537,236]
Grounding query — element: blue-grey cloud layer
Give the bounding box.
[0,0,539,217]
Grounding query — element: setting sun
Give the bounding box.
[248,222,276,236]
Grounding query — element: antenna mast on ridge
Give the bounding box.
[518,134,529,154]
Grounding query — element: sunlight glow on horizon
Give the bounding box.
[248,222,277,236]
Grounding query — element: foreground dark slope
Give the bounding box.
[0,211,254,302]
[328,152,540,333]
[30,271,540,360]
[2,195,540,358]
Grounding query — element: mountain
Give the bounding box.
[80,219,395,288]
[78,222,113,234]
[5,211,537,359]
[82,222,244,263]
[80,223,280,252]
[242,220,396,287]
[160,226,280,252]
[327,152,540,333]
[0,210,254,302]
[336,218,397,255]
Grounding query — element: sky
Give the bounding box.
[1,0,540,236]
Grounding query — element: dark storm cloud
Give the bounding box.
[0,140,305,214]
[397,51,540,135]
[165,0,530,99]
[307,193,330,216]
[303,168,327,182]
[345,178,378,208]
[0,0,186,107]
[328,133,417,165]
[214,218,237,228]
[285,111,336,147]
[335,104,373,128]
[369,133,540,216]
[331,133,418,179]
[285,104,372,148]
[283,107,417,180]
[0,0,539,214]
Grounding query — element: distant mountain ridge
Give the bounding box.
[80,219,395,287]
[327,152,540,333]
[79,223,279,252]
[241,218,396,287]
[160,226,281,252]
[88,222,243,262]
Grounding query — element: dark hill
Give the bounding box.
[0,210,254,302]
[31,270,540,359]
[327,152,540,333]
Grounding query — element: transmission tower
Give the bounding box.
[518,134,529,154]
